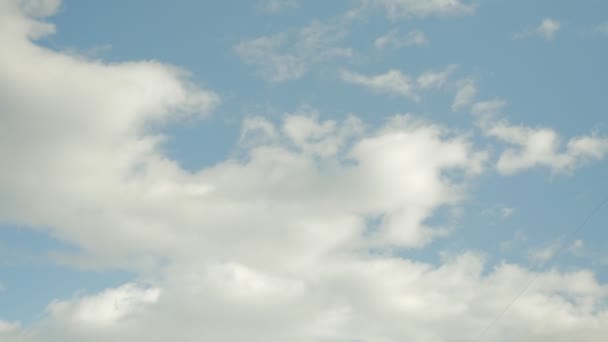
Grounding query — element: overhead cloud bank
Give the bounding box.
[2,1,608,342]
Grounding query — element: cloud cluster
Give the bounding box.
[11,254,608,342]
[451,80,608,174]
[3,1,608,342]
[488,122,608,175]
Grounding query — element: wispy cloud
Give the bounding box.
[528,239,586,265]
[341,65,457,101]
[514,18,561,41]
[500,229,528,251]
[482,205,515,220]
[452,78,477,111]
[341,69,419,100]
[354,0,477,19]
[592,21,608,36]
[234,19,352,82]
[257,0,298,14]
[374,29,428,50]
[528,240,562,264]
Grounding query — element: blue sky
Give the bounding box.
[1,0,608,341]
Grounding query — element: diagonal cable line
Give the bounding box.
[473,195,608,341]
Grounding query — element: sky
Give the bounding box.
[1,0,608,341]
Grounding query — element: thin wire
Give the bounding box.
[473,195,608,341]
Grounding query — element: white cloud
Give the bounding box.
[13,255,608,342]
[537,19,561,40]
[281,109,364,157]
[340,69,419,100]
[452,78,477,110]
[234,19,352,82]
[465,97,608,175]
[0,320,20,336]
[357,0,477,19]
[374,29,428,50]
[257,0,298,14]
[0,0,220,260]
[4,2,608,342]
[514,18,561,41]
[1,0,485,270]
[341,65,457,101]
[48,284,160,327]
[487,122,608,175]
[417,64,457,89]
[239,116,280,147]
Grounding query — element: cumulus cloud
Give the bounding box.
[460,95,608,175]
[514,18,561,41]
[234,19,352,82]
[2,0,485,273]
[47,284,160,327]
[0,0,221,260]
[341,65,457,101]
[9,255,608,342]
[374,29,428,49]
[487,122,608,175]
[1,0,480,263]
[0,320,20,334]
